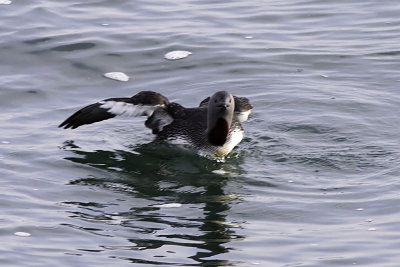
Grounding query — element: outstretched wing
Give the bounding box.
[59,91,169,129]
[199,95,253,122]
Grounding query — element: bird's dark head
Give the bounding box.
[207,91,235,146]
[209,91,234,113]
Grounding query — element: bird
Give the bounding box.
[59,91,252,158]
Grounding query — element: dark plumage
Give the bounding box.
[59,91,252,158]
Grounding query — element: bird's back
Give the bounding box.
[156,106,208,147]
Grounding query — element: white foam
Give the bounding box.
[14,232,31,237]
[164,50,192,60]
[0,0,11,4]
[103,72,129,82]
[212,169,227,175]
[110,215,124,224]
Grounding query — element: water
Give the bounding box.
[1,0,400,266]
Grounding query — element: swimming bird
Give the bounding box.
[59,91,252,158]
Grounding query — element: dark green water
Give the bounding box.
[1,0,400,266]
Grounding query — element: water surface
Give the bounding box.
[1,0,400,266]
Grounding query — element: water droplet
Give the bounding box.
[103,72,129,82]
[356,208,364,211]
[366,218,373,222]
[244,36,253,39]
[1,141,10,144]
[321,74,329,78]
[14,232,31,237]
[164,50,192,60]
[367,227,376,231]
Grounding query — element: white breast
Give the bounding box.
[211,128,244,157]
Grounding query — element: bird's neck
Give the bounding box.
[207,117,230,146]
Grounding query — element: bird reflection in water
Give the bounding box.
[61,140,246,265]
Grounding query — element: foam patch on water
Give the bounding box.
[0,0,12,4]
[212,169,227,175]
[103,72,129,82]
[110,215,124,224]
[14,232,31,237]
[154,203,182,208]
[164,50,192,60]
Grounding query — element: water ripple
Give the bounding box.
[1,0,400,266]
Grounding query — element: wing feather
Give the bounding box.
[59,91,169,129]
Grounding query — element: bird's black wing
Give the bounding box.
[59,91,169,129]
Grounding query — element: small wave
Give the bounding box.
[52,42,96,52]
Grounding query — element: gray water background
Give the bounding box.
[1,0,400,266]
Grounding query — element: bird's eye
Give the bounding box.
[214,99,217,103]
[229,99,232,103]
